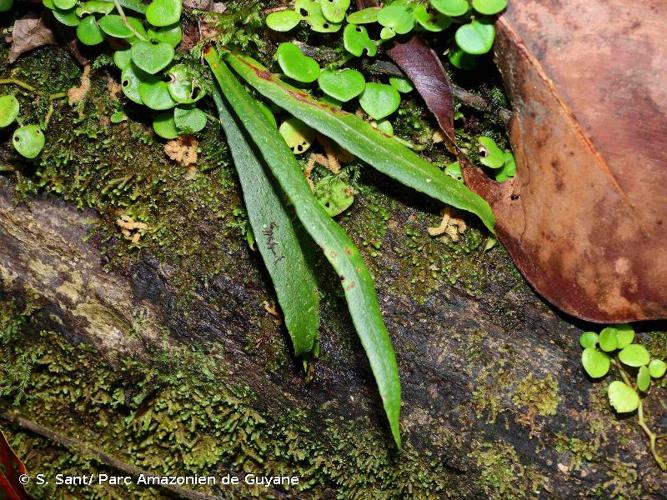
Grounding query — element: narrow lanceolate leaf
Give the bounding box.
[204,48,402,447]
[210,87,320,356]
[223,50,495,233]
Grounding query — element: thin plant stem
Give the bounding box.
[612,358,666,471]
[0,78,36,92]
[113,0,148,41]
[43,93,68,129]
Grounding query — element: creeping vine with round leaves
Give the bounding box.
[579,325,667,470]
[42,0,208,139]
[266,0,515,183]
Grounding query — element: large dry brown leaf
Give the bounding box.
[464,0,667,322]
[358,0,666,322]
[9,13,56,64]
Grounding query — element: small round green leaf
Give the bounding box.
[121,63,155,104]
[581,348,610,379]
[389,76,413,94]
[346,7,380,24]
[455,20,496,55]
[321,0,350,24]
[380,26,396,40]
[618,344,650,367]
[146,0,182,27]
[138,80,176,110]
[579,331,598,349]
[110,111,127,124]
[445,161,463,182]
[174,106,207,134]
[266,10,301,32]
[0,95,20,128]
[360,83,400,121]
[276,43,320,83]
[607,381,639,413]
[314,175,355,217]
[295,0,319,17]
[649,359,666,379]
[76,16,105,46]
[148,23,182,47]
[449,47,479,70]
[495,151,516,182]
[343,24,377,57]
[167,64,205,104]
[478,136,505,169]
[413,4,451,32]
[377,4,415,35]
[279,117,314,154]
[53,8,80,27]
[472,0,507,15]
[99,15,146,39]
[53,0,76,10]
[611,325,635,349]
[307,11,342,33]
[131,41,174,75]
[113,49,132,70]
[637,365,650,392]
[598,327,618,352]
[431,0,469,17]
[152,112,179,139]
[12,125,45,159]
[76,1,114,16]
[318,68,366,102]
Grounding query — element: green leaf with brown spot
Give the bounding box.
[223,51,495,233]
[205,47,402,447]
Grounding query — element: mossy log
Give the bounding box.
[0,47,665,499]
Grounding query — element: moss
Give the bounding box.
[598,458,640,499]
[554,434,598,471]
[470,441,547,499]
[511,374,560,417]
[0,301,472,498]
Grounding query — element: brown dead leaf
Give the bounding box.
[9,13,56,64]
[463,0,667,322]
[386,36,455,147]
[359,0,667,322]
[165,136,198,167]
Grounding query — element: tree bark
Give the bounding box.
[1,174,665,497]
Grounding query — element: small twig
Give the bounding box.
[0,78,36,92]
[0,411,220,500]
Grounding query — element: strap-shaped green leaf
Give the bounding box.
[211,88,320,356]
[224,51,495,233]
[204,48,402,447]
